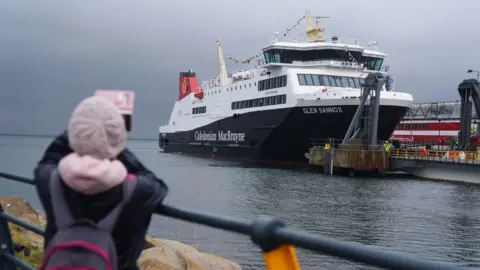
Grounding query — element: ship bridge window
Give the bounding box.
[263,49,363,64]
[192,106,206,114]
[231,94,287,110]
[263,49,384,71]
[362,56,384,71]
[258,75,287,91]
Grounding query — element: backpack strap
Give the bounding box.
[96,176,137,232]
[49,169,75,230]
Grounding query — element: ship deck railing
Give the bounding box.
[0,171,468,270]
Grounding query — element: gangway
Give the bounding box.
[342,72,384,147]
[458,79,480,149]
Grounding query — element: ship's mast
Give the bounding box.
[305,11,329,42]
[216,40,230,86]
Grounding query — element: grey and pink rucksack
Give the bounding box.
[39,170,136,270]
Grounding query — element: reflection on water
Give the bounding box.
[0,135,479,269]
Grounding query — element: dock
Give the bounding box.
[309,139,389,174]
[310,143,480,183]
[309,74,480,184]
[389,148,480,183]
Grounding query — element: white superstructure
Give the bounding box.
[159,11,413,134]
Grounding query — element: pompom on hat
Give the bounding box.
[67,96,126,160]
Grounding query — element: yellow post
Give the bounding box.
[263,245,300,270]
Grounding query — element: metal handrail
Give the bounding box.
[0,171,468,270]
[391,149,480,164]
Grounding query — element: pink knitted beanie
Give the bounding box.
[67,96,126,160]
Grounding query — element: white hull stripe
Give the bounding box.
[400,120,460,124]
[393,130,458,136]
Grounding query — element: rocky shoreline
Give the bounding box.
[0,196,241,269]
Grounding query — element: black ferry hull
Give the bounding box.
[159,105,408,163]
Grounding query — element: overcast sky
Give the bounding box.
[1,0,479,139]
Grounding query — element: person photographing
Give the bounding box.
[34,95,168,270]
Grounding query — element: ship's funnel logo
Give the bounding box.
[182,77,188,94]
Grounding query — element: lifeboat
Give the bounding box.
[194,88,204,100]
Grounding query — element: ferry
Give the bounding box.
[158,12,414,163]
[391,101,480,145]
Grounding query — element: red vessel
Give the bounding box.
[391,101,479,145]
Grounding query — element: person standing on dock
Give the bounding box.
[383,141,391,152]
[33,96,169,270]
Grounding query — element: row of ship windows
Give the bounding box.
[204,72,366,96]
[397,123,429,130]
[192,94,288,114]
[205,76,288,96]
[231,94,287,110]
[298,74,366,89]
[263,49,384,71]
[192,106,207,115]
[258,75,287,91]
[205,82,258,96]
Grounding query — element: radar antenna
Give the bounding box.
[305,11,329,43]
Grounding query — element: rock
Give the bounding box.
[138,247,186,270]
[183,252,241,270]
[150,238,199,255]
[141,237,241,269]
[0,196,241,269]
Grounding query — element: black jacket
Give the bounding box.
[34,131,168,270]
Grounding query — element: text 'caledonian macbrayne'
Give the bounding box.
[194,130,246,143]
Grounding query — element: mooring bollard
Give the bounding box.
[323,147,334,175]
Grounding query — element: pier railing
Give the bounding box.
[391,149,480,164]
[310,138,388,149]
[0,171,467,270]
[310,138,430,149]
[311,138,480,161]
